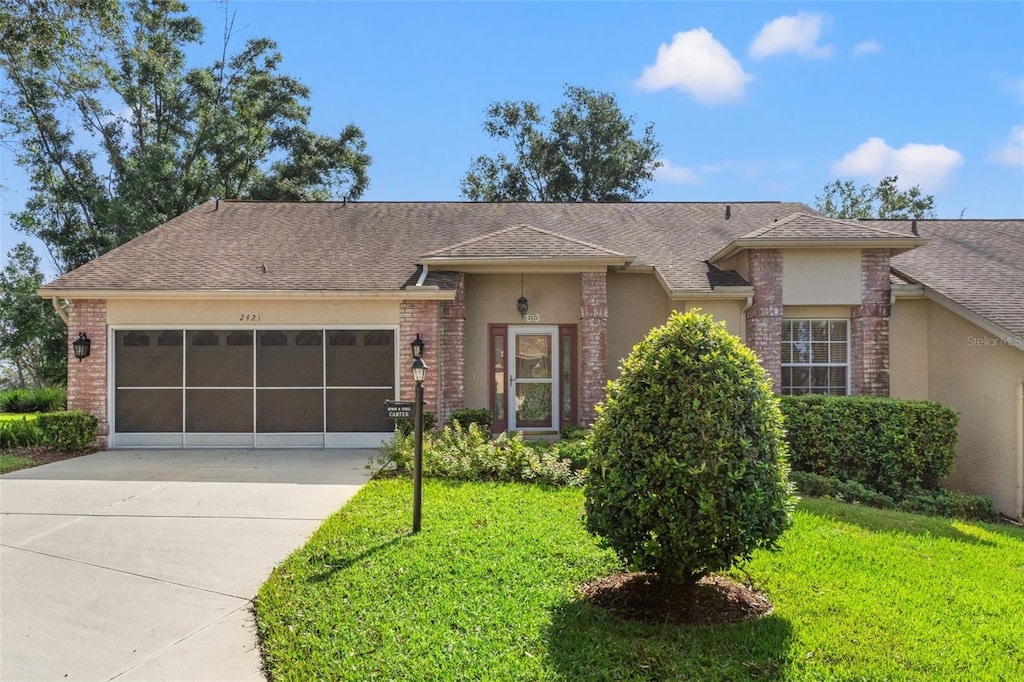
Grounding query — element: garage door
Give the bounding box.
[112,328,397,448]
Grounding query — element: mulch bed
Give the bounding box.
[581,571,773,626]
[2,445,98,467]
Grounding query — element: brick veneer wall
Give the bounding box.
[399,299,440,415]
[745,249,784,392]
[580,272,608,425]
[67,299,109,446]
[438,274,466,424]
[850,249,891,396]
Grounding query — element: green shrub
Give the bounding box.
[449,408,493,431]
[375,422,586,487]
[898,489,998,522]
[0,416,44,448]
[395,411,436,436]
[790,471,997,522]
[36,411,98,451]
[548,434,592,472]
[0,387,66,413]
[559,424,589,441]
[585,310,795,588]
[780,395,958,497]
[790,471,896,508]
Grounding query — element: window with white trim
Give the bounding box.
[781,319,849,395]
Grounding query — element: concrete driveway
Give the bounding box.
[0,449,373,681]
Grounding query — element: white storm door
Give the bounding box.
[508,326,559,431]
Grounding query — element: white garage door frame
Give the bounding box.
[108,325,399,449]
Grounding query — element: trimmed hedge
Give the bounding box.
[780,395,958,499]
[0,416,43,449]
[36,411,98,451]
[448,408,493,430]
[0,387,66,413]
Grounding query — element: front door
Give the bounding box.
[509,326,559,431]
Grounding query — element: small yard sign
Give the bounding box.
[384,400,413,419]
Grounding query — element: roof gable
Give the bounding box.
[421,224,630,260]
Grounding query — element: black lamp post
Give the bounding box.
[410,335,427,533]
[72,332,91,361]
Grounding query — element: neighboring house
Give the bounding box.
[39,201,1024,520]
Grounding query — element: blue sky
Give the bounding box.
[2,1,1022,275]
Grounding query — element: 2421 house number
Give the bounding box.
[239,314,262,322]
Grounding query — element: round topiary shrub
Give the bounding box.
[585,310,794,588]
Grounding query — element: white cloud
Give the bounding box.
[750,12,833,60]
[654,159,700,184]
[831,137,964,189]
[853,40,882,56]
[636,28,753,105]
[989,125,1024,167]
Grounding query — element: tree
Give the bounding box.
[815,175,936,220]
[1,0,371,274]
[461,84,662,202]
[585,311,794,605]
[0,243,67,388]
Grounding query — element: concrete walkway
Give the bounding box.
[0,449,373,681]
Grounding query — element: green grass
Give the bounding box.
[255,481,1024,681]
[0,455,37,474]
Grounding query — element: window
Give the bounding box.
[781,319,849,395]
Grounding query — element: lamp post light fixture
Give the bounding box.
[410,336,427,533]
[72,332,91,361]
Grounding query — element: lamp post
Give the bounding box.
[410,335,427,533]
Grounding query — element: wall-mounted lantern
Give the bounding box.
[411,333,425,360]
[517,274,529,318]
[73,332,91,361]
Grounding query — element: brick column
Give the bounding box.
[439,274,466,424]
[851,249,891,396]
[399,299,440,418]
[745,249,783,392]
[580,272,608,426]
[67,299,109,447]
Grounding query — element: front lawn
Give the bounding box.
[0,454,37,474]
[255,480,1024,681]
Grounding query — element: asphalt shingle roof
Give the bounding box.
[886,219,1024,339]
[43,200,814,293]
[421,224,630,261]
[41,202,1023,341]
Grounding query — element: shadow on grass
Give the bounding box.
[798,497,1024,546]
[306,535,406,583]
[544,598,793,681]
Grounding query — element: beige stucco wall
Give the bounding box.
[106,298,401,326]
[923,303,1024,519]
[889,298,930,398]
[463,273,581,411]
[607,272,671,376]
[782,249,862,305]
[680,301,745,341]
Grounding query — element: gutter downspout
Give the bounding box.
[415,263,429,287]
[740,296,754,343]
[51,297,69,325]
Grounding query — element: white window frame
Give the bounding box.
[780,319,850,396]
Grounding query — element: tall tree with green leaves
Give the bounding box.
[0,243,67,388]
[1,0,371,274]
[815,176,936,220]
[461,84,662,202]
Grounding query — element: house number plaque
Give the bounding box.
[524,312,541,323]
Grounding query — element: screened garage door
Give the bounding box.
[112,328,397,448]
